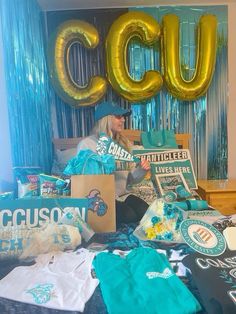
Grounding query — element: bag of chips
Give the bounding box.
[13,167,41,198]
[39,174,70,198]
[59,207,95,242]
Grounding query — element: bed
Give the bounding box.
[0,222,206,314]
[53,130,191,150]
[0,131,207,313]
[51,131,191,176]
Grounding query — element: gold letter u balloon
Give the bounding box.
[106,11,163,102]
[162,14,217,100]
[47,20,107,107]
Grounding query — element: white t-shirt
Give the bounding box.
[0,248,98,312]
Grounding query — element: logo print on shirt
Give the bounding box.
[26,283,56,304]
[146,267,174,279]
[193,227,212,244]
[228,290,236,304]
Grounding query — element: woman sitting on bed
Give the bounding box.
[77,101,150,227]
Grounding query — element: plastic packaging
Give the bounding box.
[60,208,95,242]
[39,174,70,197]
[0,191,14,200]
[13,167,41,198]
[133,199,187,243]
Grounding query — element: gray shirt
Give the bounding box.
[77,135,147,197]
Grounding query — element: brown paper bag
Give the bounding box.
[71,174,116,232]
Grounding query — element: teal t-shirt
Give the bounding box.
[93,247,201,314]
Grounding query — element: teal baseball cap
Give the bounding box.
[95,102,131,122]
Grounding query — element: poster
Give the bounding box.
[133,149,197,189]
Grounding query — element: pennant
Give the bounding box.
[96,133,139,163]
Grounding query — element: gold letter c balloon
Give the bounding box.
[47,20,107,107]
[161,14,217,100]
[106,11,163,102]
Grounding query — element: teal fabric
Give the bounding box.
[0,0,53,173]
[141,130,178,149]
[93,247,201,314]
[63,149,115,175]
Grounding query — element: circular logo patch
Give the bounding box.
[180,219,226,256]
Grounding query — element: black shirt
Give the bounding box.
[183,250,236,314]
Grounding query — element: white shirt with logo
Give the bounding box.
[0,248,98,311]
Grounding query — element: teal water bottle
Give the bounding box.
[172,200,208,211]
[175,185,192,198]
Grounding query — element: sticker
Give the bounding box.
[180,219,226,256]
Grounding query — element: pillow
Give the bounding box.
[132,144,144,151]
[56,148,77,164]
[0,224,81,260]
[51,148,77,176]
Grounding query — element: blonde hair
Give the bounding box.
[91,115,131,152]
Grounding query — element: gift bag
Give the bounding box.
[141,129,178,149]
[71,174,116,233]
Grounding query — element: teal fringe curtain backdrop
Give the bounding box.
[0,0,53,173]
[128,6,228,180]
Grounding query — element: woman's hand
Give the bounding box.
[140,159,151,171]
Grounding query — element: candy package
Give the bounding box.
[13,167,42,198]
[39,174,70,198]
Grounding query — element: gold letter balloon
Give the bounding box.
[161,14,217,100]
[106,11,163,102]
[47,20,107,107]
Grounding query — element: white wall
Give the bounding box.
[227,3,236,178]
[0,24,13,192]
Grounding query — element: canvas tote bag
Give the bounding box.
[71,174,116,232]
[141,129,178,149]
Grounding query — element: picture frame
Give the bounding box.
[134,149,198,189]
[155,172,191,201]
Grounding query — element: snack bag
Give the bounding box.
[13,167,41,198]
[39,174,70,198]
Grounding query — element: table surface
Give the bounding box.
[197,179,236,193]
